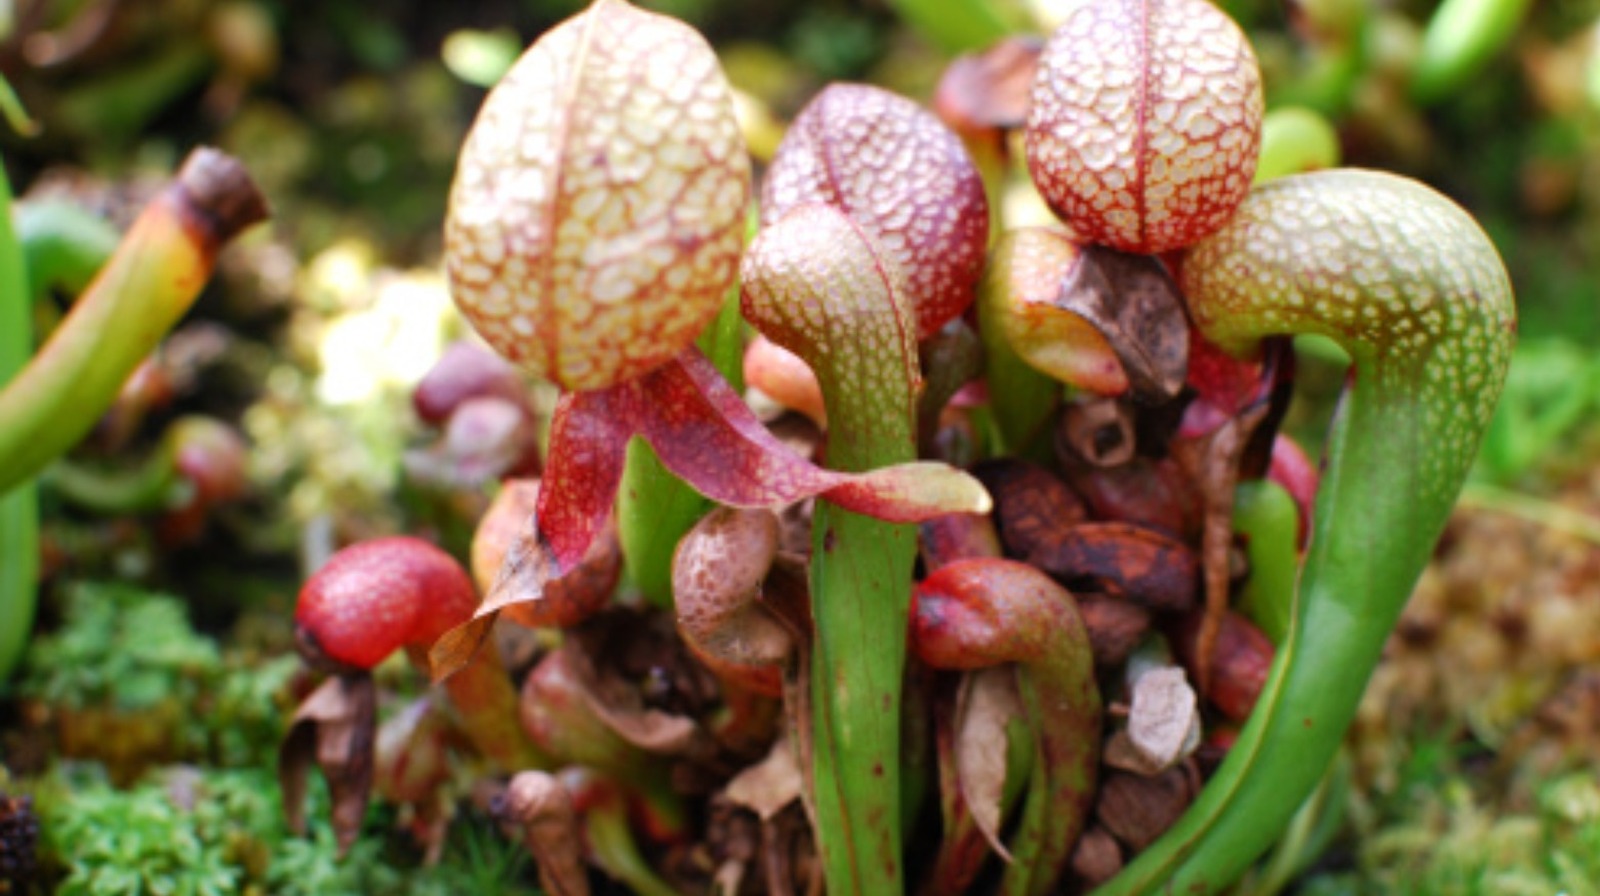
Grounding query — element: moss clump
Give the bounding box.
[1299,772,1600,895]
[33,764,540,896]
[17,582,298,778]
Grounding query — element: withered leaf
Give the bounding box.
[1104,667,1201,775]
[1059,396,1137,468]
[924,679,1002,896]
[279,674,376,855]
[1029,522,1198,613]
[954,666,1025,862]
[972,458,1088,561]
[983,227,1129,397]
[1075,594,1152,668]
[469,479,623,631]
[724,738,804,822]
[1069,825,1124,888]
[1056,245,1189,403]
[1095,767,1194,852]
[373,696,453,805]
[504,771,590,896]
[1172,399,1270,692]
[1057,454,1203,542]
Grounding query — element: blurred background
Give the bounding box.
[0,0,1596,893]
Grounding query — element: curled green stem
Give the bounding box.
[0,148,267,497]
[1100,170,1515,893]
[0,165,36,687]
[741,204,929,893]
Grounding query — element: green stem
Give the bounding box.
[0,149,265,497]
[438,647,553,773]
[1232,479,1300,643]
[16,200,119,300]
[975,238,1063,465]
[44,454,185,514]
[0,74,38,137]
[1411,0,1534,105]
[1102,388,1434,893]
[617,284,744,607]
[586,786,682,896]
[1101,170,1514,894]
[809,503,916,890]
[741,204,976,895]
[796,244,921,894]
[0,164,37,687]
[1246,753,1351,896]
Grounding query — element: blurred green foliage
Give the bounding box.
[20,583,220,712]
[17,582,295,773]
[17,583,540,894]
[36,764,487,896]
[1,0,1597,893]
[1477,339,1600,483]
[1300,772,1600,895]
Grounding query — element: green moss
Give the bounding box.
[16,582,303,771]
[20,583,220,713]
[36,765,543,896]
[1299,773,1600,895]
[38,765,399,896]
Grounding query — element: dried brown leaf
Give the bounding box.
[505,771,590,896]
[1076,594,1151,667]
[1095,767,1193,852]
[954,667,1025,862]
[1171,401,1270,691]
[278,675,376,855]
[1104,667,1201,775]
[373,696,453,806]
[972,458,1087,561]
[1059,396,1137,468]
[1055,246,1189,403]
[724,738,804,821]
[1029,522,1198,613]
[1057,455,1203,542]
[1069,825,1124,888]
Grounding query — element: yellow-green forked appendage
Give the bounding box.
[1099,169,1515,894]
